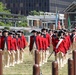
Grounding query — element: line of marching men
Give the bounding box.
[51,29,76,67]
[29,28,51,66]
[0,29,27,67]
[29,28,76,67]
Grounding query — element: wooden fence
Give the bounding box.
[33,50,76,75]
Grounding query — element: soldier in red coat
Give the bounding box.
[54,30,66,67]
[9,32,17,66]
[63,30,71,53]
[29,30,38,52]
[17,30,26,63]
[41,28,50,48]
[0,30,2,49]
[36,32,42,51]
[29,30,41,64]
[46,29,51,48]
[70,29,76,51]
[15,32,22,64]
[36,32,43,66]
[52,30,59,55]
[18,30,27,49]
[41,28,49,59]
[41,33,48,63]
[1,29,11,67]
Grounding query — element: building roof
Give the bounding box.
[64,1,76,13]
[27,13,65,21]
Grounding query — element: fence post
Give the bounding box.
[52,61,58,75]
[33,64,40,75]
[68,58,74,75]
[0,51,3,75]
[73,50,76,75]
[35,50,40,65]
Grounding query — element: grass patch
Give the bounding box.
[3,47,72,75]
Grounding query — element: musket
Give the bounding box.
[48,51,54,59]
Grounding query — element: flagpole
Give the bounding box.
[55,7,58,30]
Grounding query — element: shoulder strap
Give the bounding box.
[56,39,63,49]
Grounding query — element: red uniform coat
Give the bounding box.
[55,39,66,54]
[0,36,1,49]
[36,35,42,51]
[41,37,48,51]
[64,35,71,52]
[1,36,12,50]
[46,33,51,47]
[10,38,17,51]
[52,36,59,52]
[73,34,76,42]
[16,38,22,50]
[20,35,27,49]
[29,35,37,51]
[41,37,45,51]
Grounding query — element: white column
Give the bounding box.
[31,20,33,27]
[27,19,29,26]
[37,20,38,27]
[44,22,46,28]
[62,19,64,26]
[53,24,55,30]
[46,22,48,28]
[42,22,44,28]
[62,19,65,29]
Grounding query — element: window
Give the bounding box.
[21,10,24,14]
[19,10,21,14]
[4,3,7,7]
[39,3,41,7]
[7,3,10,8]
[36,3,39,7]
[16,10,18,14]
[10,3,13,8]
[29,3,31,7]
[20,3,23,7]
[15,3,18,7]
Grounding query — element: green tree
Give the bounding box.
[0,2,10,13]
[29,10,44,15]
[0,2,11,26]
[29,10,40,15]
[0,21,5,26]
[17,17,27,27]
[0,2,27,27]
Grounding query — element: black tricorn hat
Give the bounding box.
[41,28,46,32]
[37,31,41,34]
[58,30,64,37]
[15,32,19,35]
[9,31,15,35]
[54,30,58,33]
[72,29,75,32]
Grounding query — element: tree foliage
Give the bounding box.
[29,10,39,15]
[16,16,27,27]
[0,2,11,26]
[0,2,27,27]
[29,10,44,15]
[0,2,10,13]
